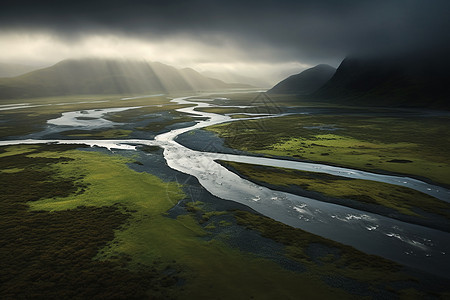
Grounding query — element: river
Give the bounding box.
[1,94,449,278]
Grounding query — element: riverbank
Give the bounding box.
[217,160,450,233]
[2,143,449,298]
[1,92,450,297]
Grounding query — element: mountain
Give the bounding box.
[267,64,336,95]
[201,70,269,88]
[312,55,450,109]
[0,59,250,99]
[0,63,42,78]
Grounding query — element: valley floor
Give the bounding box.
[0,93,449,299]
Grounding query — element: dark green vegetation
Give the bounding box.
[0,95,196,139]
[0,144,177,299]
[62,129,133,138]
[0,144,353,299]
[219,161,450,231]
[1,91,449,298]
[186,202,450,298]
[196,105,282,115]
[0,59,250,99]
[57,104,206,138]
[206,114,450,187]
[4,144,447,298]
[234,210,403,283]
[105,106,208,133]
[268,64,336,95]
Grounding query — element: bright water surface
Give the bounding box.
[1,94,449,277]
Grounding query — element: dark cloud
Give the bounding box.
[1,0,449,65]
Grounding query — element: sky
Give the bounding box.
[0,0,449,83]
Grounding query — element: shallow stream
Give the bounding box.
[1,94,449,277]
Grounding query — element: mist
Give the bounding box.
[0,0,449,83]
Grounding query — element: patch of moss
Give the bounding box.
[5,145,353,299]
[206,114,450,186]
[103,104,191,123]
[62,129,132,138]
[218,220,232,226]
[233,210,406,283]
[138,145,161,153]
[0,167,24,173]
[3,144,446,298]
[0,144,176,298]
[204,223,216,230]
[135,112,205,133]
[220,161,450,220]
[0,94,172,138]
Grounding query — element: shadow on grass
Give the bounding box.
[0,144,177,299]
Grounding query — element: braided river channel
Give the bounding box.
[1,94,449,278]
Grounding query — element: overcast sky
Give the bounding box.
[0,0,448,83]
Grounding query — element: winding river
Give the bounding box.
[1,94,449,278]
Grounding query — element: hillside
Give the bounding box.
[267,64,336,95]
[312,55,450,109]
[0,63,42,78]
[0,59,250,99]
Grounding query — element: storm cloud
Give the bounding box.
[0,0,448,81]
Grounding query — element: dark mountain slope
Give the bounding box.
[312,55,450,109]
[268,64,336,95]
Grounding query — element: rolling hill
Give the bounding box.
[0,62,42,78]
[267,64,336,95]
[0,59,251,99]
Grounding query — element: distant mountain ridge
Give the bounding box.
[201,70,270,88]
[312,55,450,109]
[268,53,449,110]
[0,59,251,99]
[0,63,42,78]
[268,64,336,95]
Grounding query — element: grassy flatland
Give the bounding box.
[186,201,448,298]
[233,210,402,281]
[61,105,203,138]
[1,144,447,298]
[0,144,356,299]
[62,129,133,138]
[230,113,270,119]
[0,144,173,299]
[104,105,207,133]
[196,105,282,115]
[102,104,192,123]
[206,114,450,186]
[219,161,450,222]
[0,94,182,138]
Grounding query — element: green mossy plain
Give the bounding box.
[184,201,448,297]
[102,104,192,123]
[0,94,175,138]
[9,143,441,298]
[219,161,450,220]
[0,144,174,299]
[0,144,356,299]
[62,129,133,138]
[1,93,449,298]
[206,114,450,186]
[134,112,206,133]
